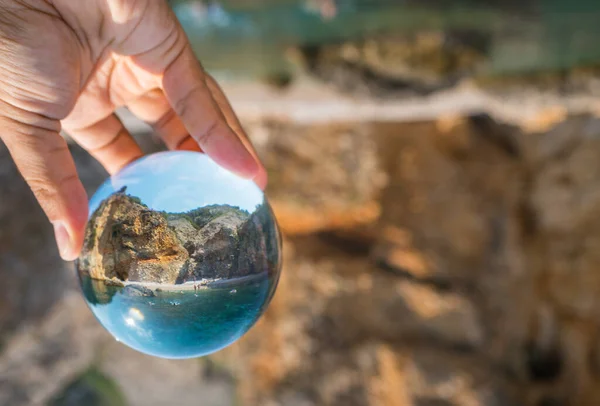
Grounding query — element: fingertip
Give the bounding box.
[199,125,261,180]
[52,181,89,261]
[202,74,267,191]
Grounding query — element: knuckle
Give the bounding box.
[27,173,78,202]
[27,177,60,210]
[154,107,177,133]
[173,83,203,119]
[154,25,181,62]
[195,119,219,145]
[18,128,68,156]
[174,134,195,150]
[26,172,80,219]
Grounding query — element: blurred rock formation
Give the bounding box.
[4,48,600,405]
[4,109,600,405]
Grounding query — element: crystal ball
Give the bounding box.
[76,151,282,359]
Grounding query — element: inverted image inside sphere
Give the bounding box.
[76,151,282,359]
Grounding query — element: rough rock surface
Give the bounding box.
[174,202,279,281]
[248,120,387,235]
[79,191,277,284]
[171,205,249,281]
[78,191,189,284]
[285,25,600,106]
[236,203,281,279]
[291,30,489,97]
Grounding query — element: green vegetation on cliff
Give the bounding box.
[163,204,250,231]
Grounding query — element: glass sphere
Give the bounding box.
[76,151,282,359]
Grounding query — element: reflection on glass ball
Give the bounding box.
[76,151,282,359]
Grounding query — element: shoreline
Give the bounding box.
[83,272,269,292]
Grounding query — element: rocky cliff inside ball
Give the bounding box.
[76,151,282,359]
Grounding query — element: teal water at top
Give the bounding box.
[169,0,600,79]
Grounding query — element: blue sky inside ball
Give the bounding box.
[89,151,264,215]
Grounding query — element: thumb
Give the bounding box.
[0,107,88,261]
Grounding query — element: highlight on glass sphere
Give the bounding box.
[75,151,282,359]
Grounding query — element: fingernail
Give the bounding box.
[53,221,73,261]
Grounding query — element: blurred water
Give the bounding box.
[170,0,600,80]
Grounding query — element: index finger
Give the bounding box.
[205,74,268,190]
[161,45,260,180]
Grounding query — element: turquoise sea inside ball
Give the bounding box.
[76,151,282,359]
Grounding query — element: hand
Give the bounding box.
[0,0,267,261]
